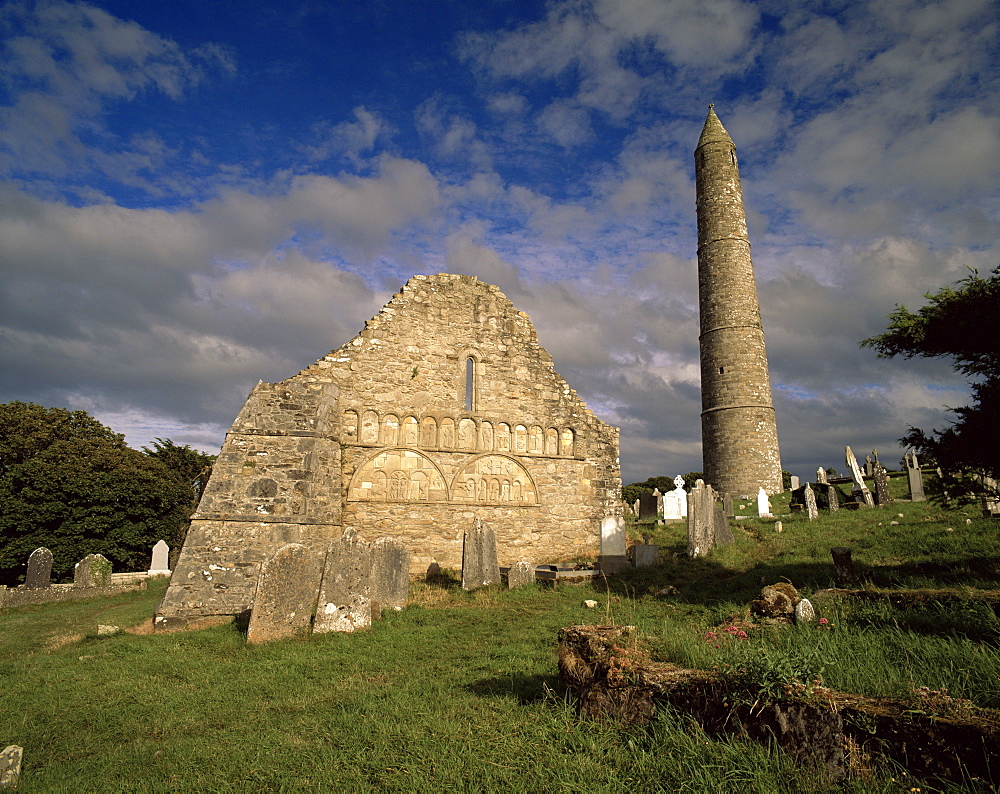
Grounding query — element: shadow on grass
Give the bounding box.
[464,672,559,704]
[604,554,1000,610]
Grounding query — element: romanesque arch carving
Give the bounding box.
[451,454,538,505]
[348,448,449,502]
[360,410,379,444]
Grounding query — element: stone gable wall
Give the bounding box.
[156,274,620,625]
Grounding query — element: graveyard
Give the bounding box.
[1,468,998,790]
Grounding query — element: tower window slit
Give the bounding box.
[465,356,475,411]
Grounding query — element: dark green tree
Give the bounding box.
[0,403,194,585]
[862,266,1000,502]
[141,437,215,552]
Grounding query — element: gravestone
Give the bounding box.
[632,545,659,567]
[662,476,687,519]
[632,499,640,517]
[757,487,772,518]
[148,540,170,576]
[425,561,442,582]
[687,480,724,557]
[844,446,874,508]
[314,530,376,633]
[74,553,111,588]
[461,517,500,590]
[816,467,828,485]
[599,516,628,574]
[722,492,734,520]
[371,537,410,610]
[247,543,325,644]
[864,455,874,477]
[871,463,892,506]
[0,745,22,789]
[825,484,840,512]
[982,476,1000,518]
[653,488,664,523]
[24,547,53,589]
[831,547,855,587]
[794,598,817,625]
[803,483,819,520]
[714,503,734,546]
[789,475,800,491]
[905,452,926,502]
[507,560,535,589]
[638,492,659,521]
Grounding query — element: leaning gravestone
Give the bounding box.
[461,517,500,590]
[905,452,926,502]
[816,467,828,485]
[25,547,53,589]
[507,560,535,589]
[314,531,376,633]
[246,543,324,644]
[844,446,874,508]
[370,537,410,611]
[74,553,111,588]
[872,463,892,506]
[804,483,819,520]
[148,540,170,576]
[790,475,800,491]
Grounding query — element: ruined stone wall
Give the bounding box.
[695,108,782,497]
[156,274,620,624]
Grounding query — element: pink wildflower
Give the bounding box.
[737,631,748,639]
[818,618,829,625]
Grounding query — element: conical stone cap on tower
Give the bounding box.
[696,104,734,149]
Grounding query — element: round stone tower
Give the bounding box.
[694,105,782,497]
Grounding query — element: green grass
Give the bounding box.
[2,489,998,791]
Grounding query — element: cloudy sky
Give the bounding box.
[1,0,997,484]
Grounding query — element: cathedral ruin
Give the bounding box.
[156,274,622,627]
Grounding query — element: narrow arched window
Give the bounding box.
[465,356,476,411]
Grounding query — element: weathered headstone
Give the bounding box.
[905,452,926,502]
[632,545,659,567]
[148,540,170,576]
[687,480,724,556]
[632,499,640,517]
[803,483,819,520]
[864,455,874,477]
[247,543,325,644]
[314,531,376,633]
[599,515,628,573]
[722,492,734,520]
[757,487,772,518]
[74,553,111,588]
[24,547,53,589]
[507,560,535,589]
[825,483,840,512]
[653,488,664,523]
[789,475,800,491]
[816,467,828,485]
[844,446,874,508]
[370,537,410,610]
[831,547,855,587]
[0,746,23,789]
[714,502,734,546]
[794,598,817,625]
[461,517,500,590]
[871,463,892,506]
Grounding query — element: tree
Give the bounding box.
[141,438,216,552]
[861,266,1000,501]
[0,403,194,585]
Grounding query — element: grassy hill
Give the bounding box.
[1,481,997,791]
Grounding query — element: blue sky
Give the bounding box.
[0,0,997,484]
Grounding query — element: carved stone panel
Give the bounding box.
[349,449,448,502]
[452,455,537,505]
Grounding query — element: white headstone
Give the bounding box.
[148,540,171,576]
[757,487,772,518]
[794,598,817,624]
